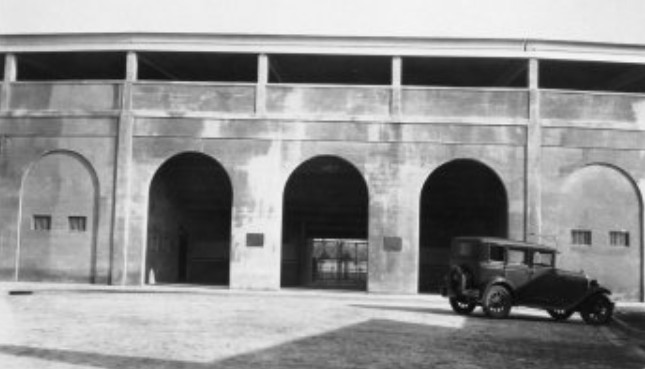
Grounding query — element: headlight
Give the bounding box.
[590,279,599,288]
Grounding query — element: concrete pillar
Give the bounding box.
[366,149,418,294]
[391,56,403,120]
[256,54,268,116]
[229,142,283,290]
[526,58,542,242]
[1,54,16,111]
[110,51,137,285]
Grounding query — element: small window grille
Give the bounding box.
[571,229,592,246]
[33,215,52,231]
[609,231,630,247]
[68,216,87,232]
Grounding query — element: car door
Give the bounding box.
[504,248,532,300]
[521,250,557,306]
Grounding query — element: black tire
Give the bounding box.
[449,297,477,315]
[547,308,574,321]
[483,285,512,319]
[580,294,613,325]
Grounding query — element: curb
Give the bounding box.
[1,283,447,304]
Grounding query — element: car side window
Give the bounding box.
[533,251,554,267]
[506,249,527,265]
[489,245,505,262]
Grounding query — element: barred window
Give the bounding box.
[609,231,630,247]
[571,229,592,246]
[33,215,52,231]
[68,216,87,232]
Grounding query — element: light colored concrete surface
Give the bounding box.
[0,283,643,368]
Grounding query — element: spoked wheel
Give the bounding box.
[547,308,574,321]
[580,294,613,325]
[483,285,512,319]
[449,297,477,315]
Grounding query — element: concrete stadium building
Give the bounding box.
[2,0,645,300]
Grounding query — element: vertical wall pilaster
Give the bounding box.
[526,58,542,242]
[111,51,137,285]
[391,56,403,120]
[256,54,268,117]
[1,54,17,111]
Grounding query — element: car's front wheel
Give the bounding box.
[547,308,574,321]
[449,297,476,315]
[482,285,512,319]
[580,294,613,325]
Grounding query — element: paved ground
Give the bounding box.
[0,283,643,369]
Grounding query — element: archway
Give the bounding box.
[559,165,642,301]
[281,156,369,290]
[419,159,508,292]
[146,152,232,285]
[19,152,98,282]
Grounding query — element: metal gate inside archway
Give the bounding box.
[281,156,369,290]
[419,159,508,293]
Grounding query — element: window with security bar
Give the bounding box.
[571,229,592,246]
[33,215,52,231]
[609,231,629,247]
[68,216,87,232]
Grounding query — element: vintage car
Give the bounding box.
[441,237,614,325]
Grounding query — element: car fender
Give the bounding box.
[570,287,612,311]
[482,278,515,302]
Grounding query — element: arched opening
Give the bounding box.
[419,159,508,293]
[281,156,369,290]
[19,152,98,282]
[146,152,232,286]
[559,165,642,301]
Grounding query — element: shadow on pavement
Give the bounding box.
[0,319,641,369]
[350,304,585,325]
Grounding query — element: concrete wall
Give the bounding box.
[18,152,98,282]
[10,83,121,111]
[125,100,526,292]
[1,76,644,300]
[540,91,645,301]
[133,83,255,114]
[0,118,117,283]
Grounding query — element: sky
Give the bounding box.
[1,0,645,46]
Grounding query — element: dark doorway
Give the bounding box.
[281,156,369,290]
[419,159,508,293]
[146,153,232,286]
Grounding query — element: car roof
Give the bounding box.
[453,236,557,252]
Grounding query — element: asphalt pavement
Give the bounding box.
[1,282,644,368]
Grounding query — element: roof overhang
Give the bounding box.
[2,33,645,65]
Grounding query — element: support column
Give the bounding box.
[1,54,16,111]
[1,54,17,281]
[391,56,403,120]
[111,51,137,285]
[526,58,542,242]
[256,54,268,117]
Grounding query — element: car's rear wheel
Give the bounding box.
[580,294,613,325]
[547,308,574,321]
[449,297,477,315]
[483,285,512,319]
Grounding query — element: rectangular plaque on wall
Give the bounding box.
[246,233,264,247]
[383,236,402,252]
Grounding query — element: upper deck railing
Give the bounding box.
[2,80,645,130]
